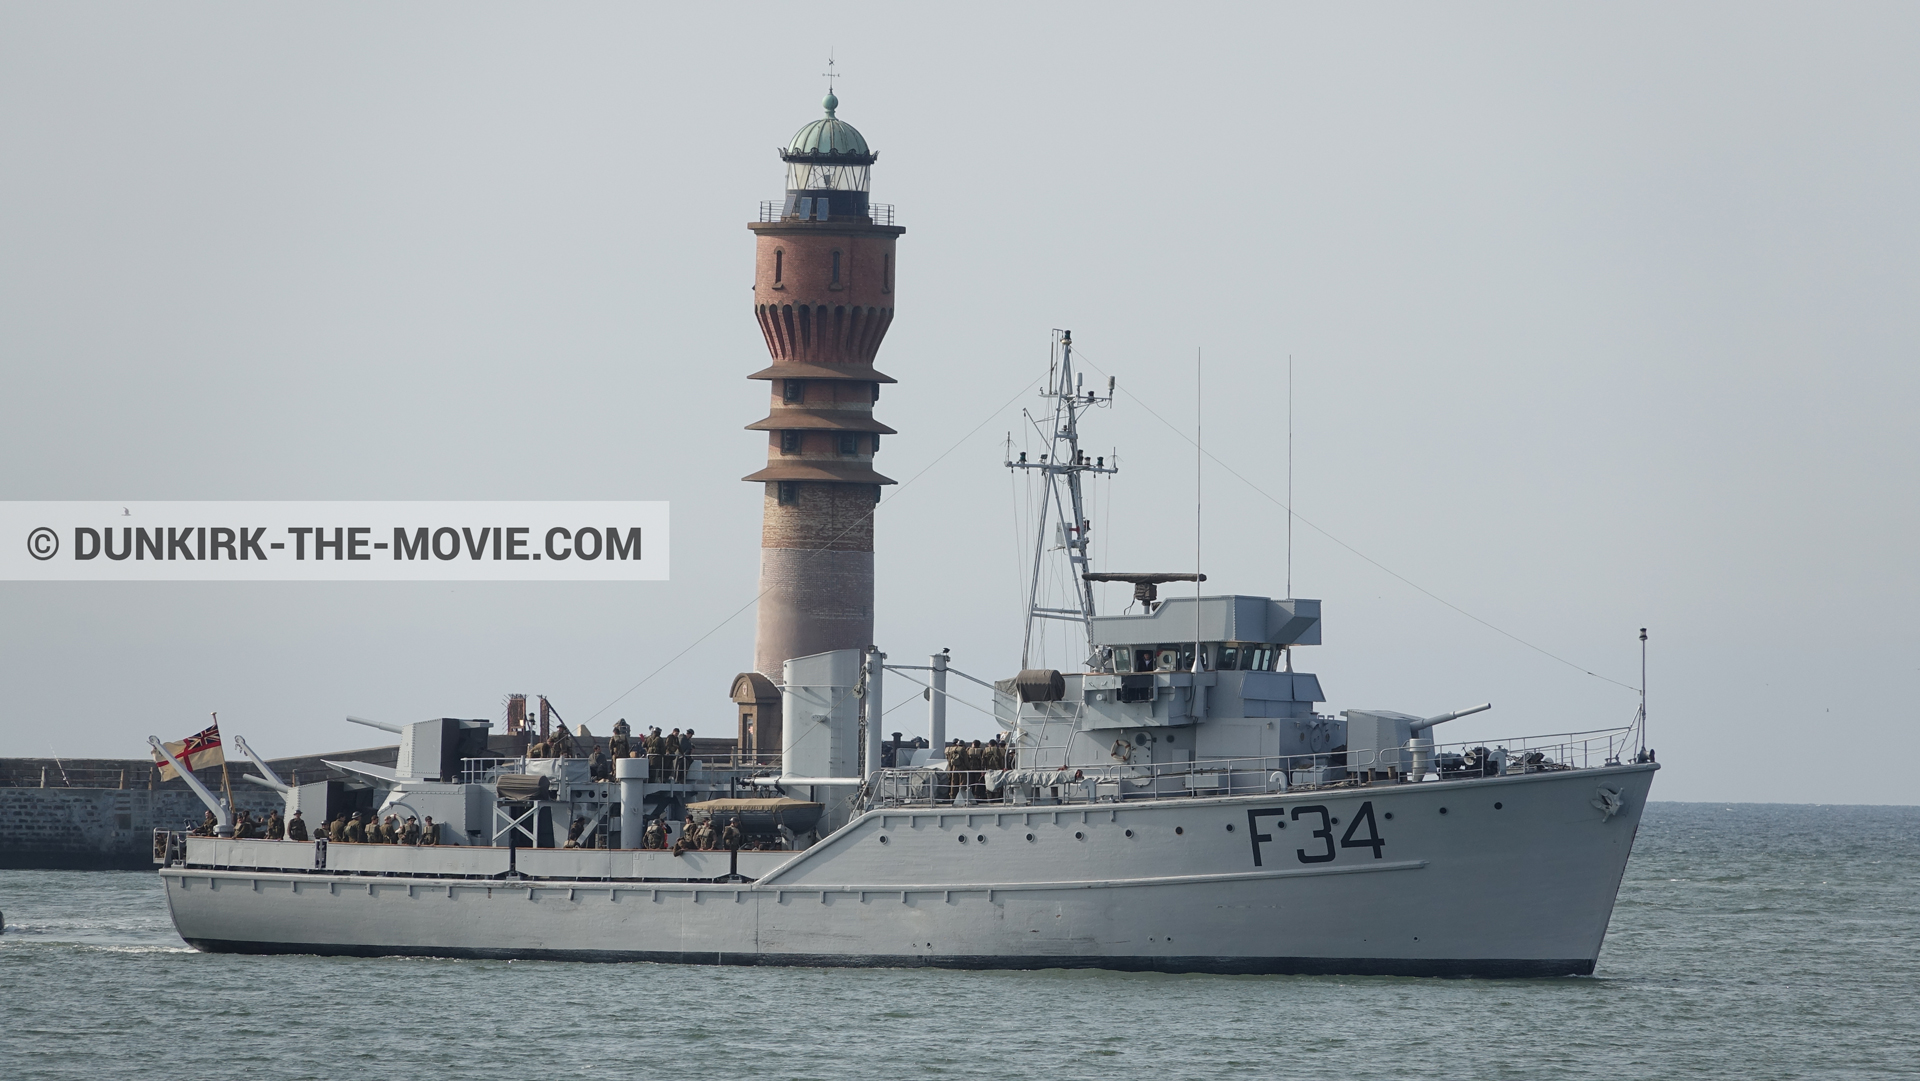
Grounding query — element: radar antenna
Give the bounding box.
[1007,330,1117,668]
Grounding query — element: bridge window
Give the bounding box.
[1218,644,1241,670]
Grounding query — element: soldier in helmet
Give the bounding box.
[420,816,440,846]
[400,816,421,846]
[265,809,285,840]
[942,740,962,801]
[643,817,668,850]
[609,719,632,762]
[344,812,365,844]
[645,727,664,778]
[721,815,743,853]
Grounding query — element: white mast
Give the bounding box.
[1008,330,1117,669]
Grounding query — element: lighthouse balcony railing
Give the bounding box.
[759,200,894,226]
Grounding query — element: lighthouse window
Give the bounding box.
[781,431,801,454]
[838,433,859,456]
[777,482,798,506]
[831,251,842,283]
[783,379,805,403]
[883,253,892,293]
[871,433,881,452]
[774,249,784,283]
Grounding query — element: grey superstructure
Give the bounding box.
[155,337,1657,977]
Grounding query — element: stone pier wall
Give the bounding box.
[0,787,288,869]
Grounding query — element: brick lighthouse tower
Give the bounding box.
[741,90,905,688]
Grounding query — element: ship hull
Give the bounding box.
[162,763,1654,977]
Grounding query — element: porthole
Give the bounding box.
[957,835,968,844]
[1134,733,1150,746]
[1331,817,1340,825]
[1124,829,1134,838]
[1225,824,1235,833]
[1383,812,1394,821]
[976,835,986,844]
[1166,735,1176,744]
[1174,827,1184,836]
[1025,833,1036,842]
[1494,802,1504,810]
[878,835,890,845]
[1074,831,1085,840]
[1439,807,1449,815]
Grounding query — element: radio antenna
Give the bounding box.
[1193,347,1204,679]
[1287,353,1294,598]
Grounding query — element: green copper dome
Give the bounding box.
[786,94,872,159]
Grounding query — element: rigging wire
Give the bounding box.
[1069,347,1640,695]
[581,373,1046,723]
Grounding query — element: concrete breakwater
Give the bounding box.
[0,746,398,870]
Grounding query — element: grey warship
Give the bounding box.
[154,333,1656,976]
[153,96,1657,977]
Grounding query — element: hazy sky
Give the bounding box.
[2,3,1915,803]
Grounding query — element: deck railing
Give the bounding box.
[866,727,1636,809]
[461,753,783,786]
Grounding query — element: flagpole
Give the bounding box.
[214,712,233,812]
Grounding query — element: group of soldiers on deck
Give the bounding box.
[317,810,440,845]
[944,735,1013,801]
[191,807,439,845]
[533,718,697,784]
[557,811,764,854]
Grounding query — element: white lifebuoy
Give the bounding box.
[1110,739,1133,763]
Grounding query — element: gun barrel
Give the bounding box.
[345,715,404,734]
[1410,702,1492,734]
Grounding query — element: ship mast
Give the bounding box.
[1008,330,1117,669]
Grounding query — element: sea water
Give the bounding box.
[2,802,1916,1080]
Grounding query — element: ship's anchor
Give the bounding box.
[1590,786,1625,820]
